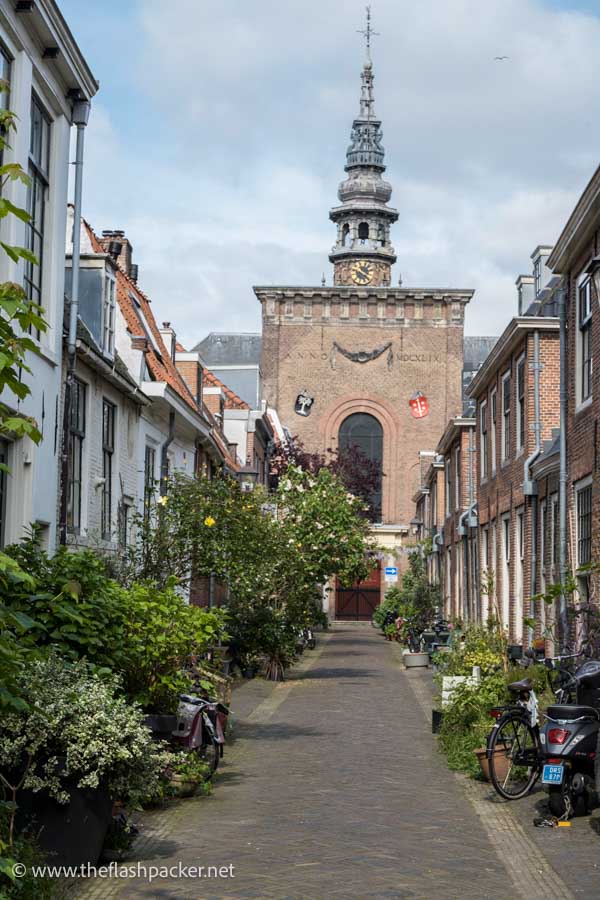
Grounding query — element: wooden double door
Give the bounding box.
[335,562,381,621]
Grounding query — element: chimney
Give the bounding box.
[99,229,134,279]
[516,275,535,315]
[175,350,204,407]
[159,322,176,362]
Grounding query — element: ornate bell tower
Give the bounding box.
[329,8,398,288]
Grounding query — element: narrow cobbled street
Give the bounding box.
[81,625,587,900]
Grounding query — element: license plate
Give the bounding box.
[542,764,564,785]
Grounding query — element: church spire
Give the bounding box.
[328,7,398,288]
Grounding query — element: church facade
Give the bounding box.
[255,48,473,618]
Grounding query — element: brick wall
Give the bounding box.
[473,329,560,641]
[259,289,469,526]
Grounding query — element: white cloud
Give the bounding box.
[74,0,600,345]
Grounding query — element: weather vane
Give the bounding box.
[357,5,379,60]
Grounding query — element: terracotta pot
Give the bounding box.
[169,775,199,798]
[474,744,510,783]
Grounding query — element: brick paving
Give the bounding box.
[78,625,593,899]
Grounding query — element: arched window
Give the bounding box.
[341,223,350,247]
[358,221,369,243]
[339,413,383,521]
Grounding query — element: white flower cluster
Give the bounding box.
[0,656,170,805]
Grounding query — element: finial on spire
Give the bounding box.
[357,5,379,62]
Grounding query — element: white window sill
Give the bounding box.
[35,344,59,367]
[575,397,593,414]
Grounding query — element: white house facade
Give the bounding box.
[0,0,96,551]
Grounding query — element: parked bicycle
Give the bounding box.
[486,652,581,800]
[172,694,229,774]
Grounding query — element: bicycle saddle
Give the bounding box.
[546,704,600,721]
[507,678,533,693]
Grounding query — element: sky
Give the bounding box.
[59,0,600,347]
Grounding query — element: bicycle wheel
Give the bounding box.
[488,713,540,800]
[200,734,220,774]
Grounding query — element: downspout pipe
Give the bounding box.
[59,99,91,545]
[160,411,176,495]
[458,500,476,621]
[523,330,542,648]
[67,101,91,367]
[558,285,569,651]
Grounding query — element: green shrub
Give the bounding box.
[437,672,507,776]
[4,538,130,674]
[434,625,506,677]
[372,588,402,629]
[119,579,228,712]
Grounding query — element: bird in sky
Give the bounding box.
[494,56,509,60]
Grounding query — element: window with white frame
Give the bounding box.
[445,547,452,615]
[578,275,592,405]
[501,515,511,630]
[445,458,451,516]
[550,494,559,582]
[481,527,489,621]
[0,45,12,162]
[490,388,497,474]
[480,399,488,479]
[501,372,511,461]
[539,499,547,631]
[103,273,116,356]
[101,400,116,540]
[515,508,525,641]
[575,479,592,602]
[454,444,461,511]
[516,355,526,452]
[25,94,51,337]
[67,378,86,533]
[539,500,547,587]
[533,257,541,297]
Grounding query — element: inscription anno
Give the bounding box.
[284,351,442,363]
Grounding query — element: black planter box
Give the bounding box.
[143,713,178,741]
[16,782,112,868]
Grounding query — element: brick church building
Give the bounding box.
[255,45,475,618]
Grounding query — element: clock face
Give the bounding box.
[351,260,374,285]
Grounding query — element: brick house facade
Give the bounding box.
[548,165,600,635]
[468,317,560,641]
[435,418,477,623]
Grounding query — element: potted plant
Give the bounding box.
[167,751,212,799]
[101,812,139,862]
[0,655,171,868]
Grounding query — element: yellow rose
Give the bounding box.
[204,516,216,527]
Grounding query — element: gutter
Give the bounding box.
[523,330,542,648]
[76,343,150,407]
[160,411,176,494]
[558,285,569,649]
[59,99,91,545]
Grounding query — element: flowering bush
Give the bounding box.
[0,656,171,807]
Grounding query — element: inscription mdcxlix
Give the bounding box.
[284,351,442,364]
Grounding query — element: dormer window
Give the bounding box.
[103,273,116,356]
[533,257,541,296]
